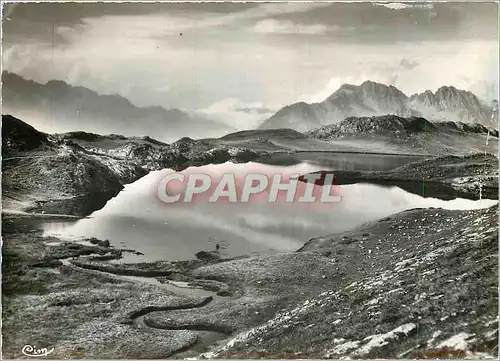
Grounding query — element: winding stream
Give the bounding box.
[62,258,230,357]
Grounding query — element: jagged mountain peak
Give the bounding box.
[360,80,401,91]
[260,80,494,131]
[409,85,491,125]
[359,81,408,101]
[327,81,407,100]
[412,85,478,100]
[435,85,466,94]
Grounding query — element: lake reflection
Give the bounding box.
[42,161,497,262]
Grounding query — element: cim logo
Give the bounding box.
[22,345,54,357]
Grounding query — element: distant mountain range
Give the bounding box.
[4,72,496,140]
[2,72,235,143]
[259,80,496,131]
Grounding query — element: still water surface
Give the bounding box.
[42,155,496,262]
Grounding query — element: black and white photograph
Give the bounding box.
[1,1,499,359]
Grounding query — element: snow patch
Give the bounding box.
[352,323,417,356]
[436,332,475,351]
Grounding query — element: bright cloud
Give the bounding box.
[374,2,434,10]
[197,98,276,129]
[253,19,332,35]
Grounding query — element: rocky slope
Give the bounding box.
[260,81,496,131]
[1,115,273,216]
[306,115,498,155]
[208,205,498,359]
[2,72,233,142]
[3,204,497,359]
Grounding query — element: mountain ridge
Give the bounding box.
[260,80,496,131]
[2,72,235,143]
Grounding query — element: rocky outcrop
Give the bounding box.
[307,115,437,139]
[307,115,498,140]
[58,127,275,173]
[306,115,498,155]
[2,115,50,153]
[220,128,308,142]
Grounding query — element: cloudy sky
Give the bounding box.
[3,1,499,127]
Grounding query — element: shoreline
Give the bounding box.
[300,153,499,201]
[294,149,432,157]
[5,151,497,219]
[1,210,88,219]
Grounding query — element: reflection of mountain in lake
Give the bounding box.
[42,162,496,262]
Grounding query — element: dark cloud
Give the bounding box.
[262,2,498,43]
[3,2,497,48]
[2,2,257,45]
[3,2,257,23]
